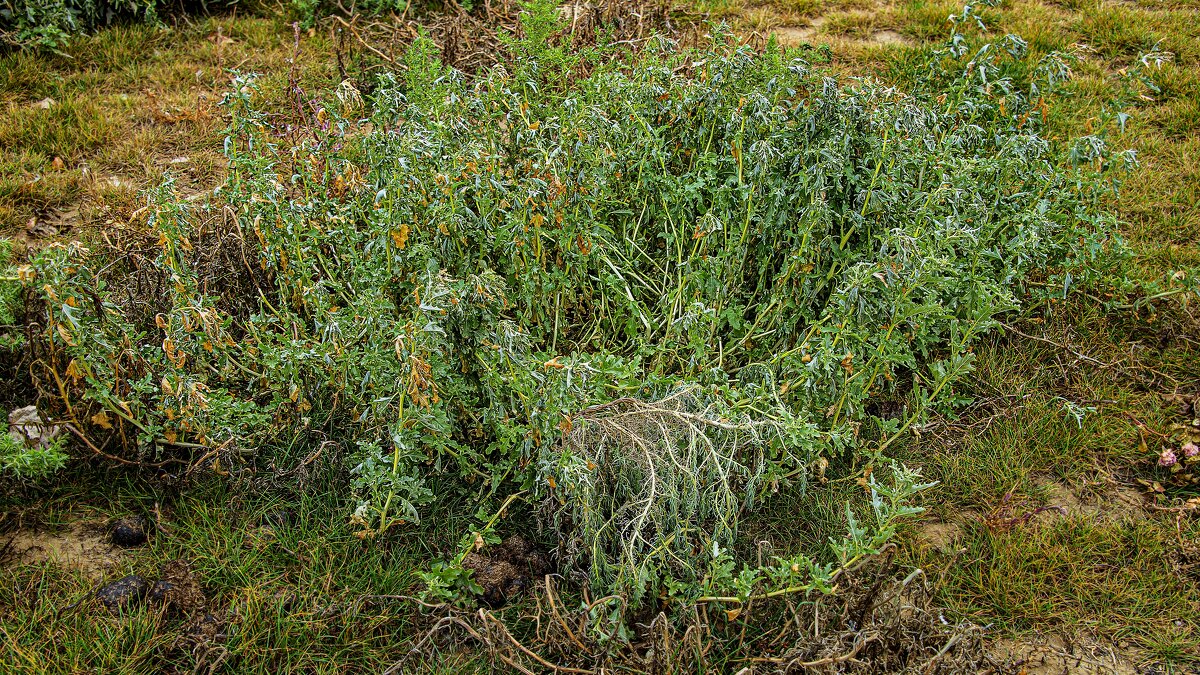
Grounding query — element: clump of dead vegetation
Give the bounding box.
[391,550,1011,673]
[326,0,692,74]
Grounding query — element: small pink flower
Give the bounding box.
[1159,449,1178,467]
[1183,441,1199,458]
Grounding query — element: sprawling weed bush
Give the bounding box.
[0,0,158,47]
[17,1,1131,604]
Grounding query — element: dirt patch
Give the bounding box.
[772,24,820,44]
[992,633,1141,675]
[1,519,123,580]
[773,20,911,48]
[916,510,979,551]
[774,25,817,44]
[1037,478,1146,522]
[773,17,827,45]
[462,535,551,608]
[916,481,1147,550]
[871,29,907,45]
[917,519,965,550]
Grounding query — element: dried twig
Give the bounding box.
[481,609,597,674]
[1000,322,1117,369]
[62,423,186,468]
[544,575,590,655]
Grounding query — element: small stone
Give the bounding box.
[33,97,56,110]
[8,406,61,448]
[111,516,148,548]
[96,575,149,612]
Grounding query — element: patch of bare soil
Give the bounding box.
[1,519,122,580]
[1037,478,1146,522]
[772,19,911,48]
[916,479,1147,551]
[917,519,965,550]
[462,535,551,608]
[773,16,827,45]
[871,29,906,45]
[916,510,979,551]
[992,633,1143,675]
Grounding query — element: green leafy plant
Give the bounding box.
[19,0,1137,606]
[0,422,67,479]
[0,240,29,352]
[1,0,158,48]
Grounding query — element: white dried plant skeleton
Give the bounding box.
[551,386,822,604]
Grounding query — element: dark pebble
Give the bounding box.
[96,575,149,612]
[111,516,147,548]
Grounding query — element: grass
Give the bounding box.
[1,0,1199,671]
[0,17,338,239]
[918,516,1200,660]
[0,468,501,673]
[893,312,1200,660]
